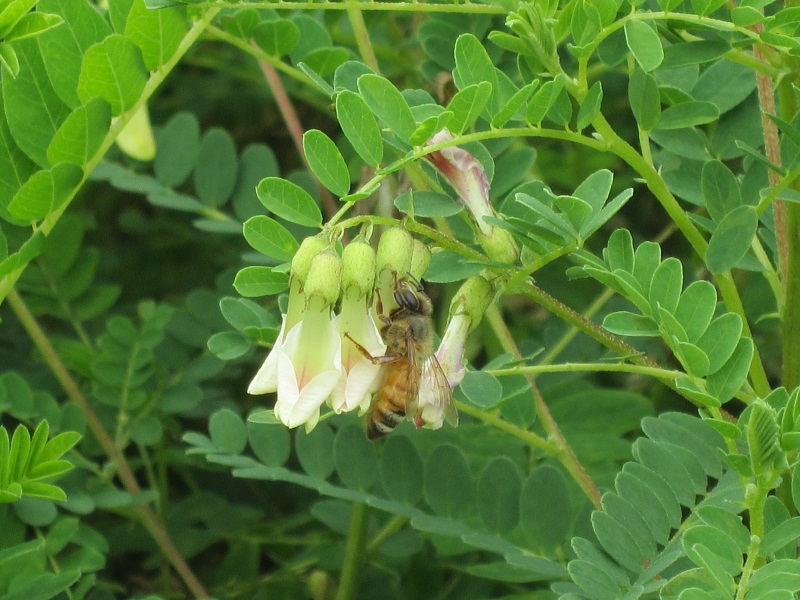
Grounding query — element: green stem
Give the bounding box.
[488,362,682,381]
[455,401,557,453]
[335,502,369,600]
[347,8,379,72]
[7,290,208,598]
[484,304,603,509]
[365,515,407,555]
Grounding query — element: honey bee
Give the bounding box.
[346,276,458,439]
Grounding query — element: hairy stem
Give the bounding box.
[485,304,603,509]
[7,290,208,598]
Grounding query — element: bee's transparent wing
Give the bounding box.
[416,355,458,429]
[404,330,421,419]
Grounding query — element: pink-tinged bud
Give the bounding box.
[425,130,519,264]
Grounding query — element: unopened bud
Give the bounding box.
[304,250,342,306]
[291,235,329,286]
[341,239,376,299]
[117,104,156,161]
[409,239,431,281]
[477,228,519,265]
[451,275,493,331]
[376,226,413,278]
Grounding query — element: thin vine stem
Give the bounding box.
[488,362,683,381]
[335,502,368,600]
[455,401,558,454]
[484,304,603,509]
[7,290,208,599]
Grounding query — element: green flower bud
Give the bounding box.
[341,239,376,299]
[450,275,493,332]
[291,235,329,286]
[476,228,519,265]
[376,226,413,278]
[409,239,431,281]
[304,250,342,307]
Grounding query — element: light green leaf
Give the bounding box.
[253,18,300,57]
[242,216,299,262]
[47,97,111,165]
[690,0,728,16]
[357,74,416,144]
[409,111,454,146]
[233,266,289,297]
[706,205,758,273]
[256,177,322,227]
[445,82,491,135]
[0,43,19,77]
[696,313,743,375]
[8,163,83,221]
[3,38,71,167]
[649,257,683,315]
[4,12,62,42]
[603,311,660,336]
[674,280,717,342]
[576,81,603,131]
[124,0,188,70]
[526,76,566,124]
[303,129,350,197]
[629,68,660,131]
[459,371,503,408]
[193,128,238,207]
[624,20,664,72]
[706,337,753,404]
[394,191,462,218]
[336,90,382,167]
[78,34,148,116]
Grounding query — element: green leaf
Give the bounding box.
[629,68,660,131]
[526,76,566,124]
[233,266,289,297]
[706,205,758,273]
[36,0,112,108]
[154,112,200,187]
[357,74,416,144]
[78,34,148,116]
[8,163,83,221]
[424,250,483,283]
[649,257,683,315]
[674,280,717,342]
[706,337,753,404]
[459,371,503,408]
[380,436,424,504]
[691,60,755,115]
[247,418,291,467]
[256,177,322,227]
[209,409,248,455]
[0,42,19,77]
[452,34,498,113]
[520,466,571,550]
[603,311,659,336]
[38,431,81,463]
[447,82,493,134]
[702,160,742,222]
[624,20,664,72]
[655,101,720,130]
[477,457,521,535]
[424,444,472,517]
[194,127,238,207]
[3,38,71,167]
[394,191,462,218]
[47,97,111,165]
[696,313,743,375]
[576,81,603,130]
[124,0,187,69]
[5,12,62,42]
[242,216,299,262]
[336,91,382,168]
[691,0,728,16]
[662,41,730,69]
[252,18,300,57]
[334,423,378,490]
[303,129,350,197]
[295,423,335,480]
[207,331,249,359]
[491,81,538,128]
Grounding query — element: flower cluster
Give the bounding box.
[249,228,454,432]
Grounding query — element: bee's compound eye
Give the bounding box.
[395,289,420,311]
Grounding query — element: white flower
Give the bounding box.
[330,290,386,415]
[435,313,470,389]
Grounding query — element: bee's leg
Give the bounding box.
[344,332,400,365]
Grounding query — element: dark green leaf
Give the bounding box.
[252,18,300,57]
[248,418,291,467]
[394,191,462,218]
[458,371,503,408]
[706,337,753,403]
[233,266,289,297]
[242,216,299,262]
[706,205,757,273]
[357,74,416,144]
[336,91,382,167]
[702,160,741,222]
[477,457,521,534]
[295,423,335,480]
[576,81,603,131]
[603,311,659,336]
[624,20,663,72]
[520,466,571,550]
[424,444,472,517]
[380,435,424,504]
[446,82,492,134]
[334,423,378,490]
[629,69,660,131]
[8,163,83,222]
[154,112,200,187]
[194,128,238,207]
[655,102,720,130]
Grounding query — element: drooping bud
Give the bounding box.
[375,226,413,278]
[291,235,329,286]
[341,239,376,300]
[303,250,342,307]
[451,275,494,332]
[409,239,431,281]
[117,104,156,161]
[476,228,519,265]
